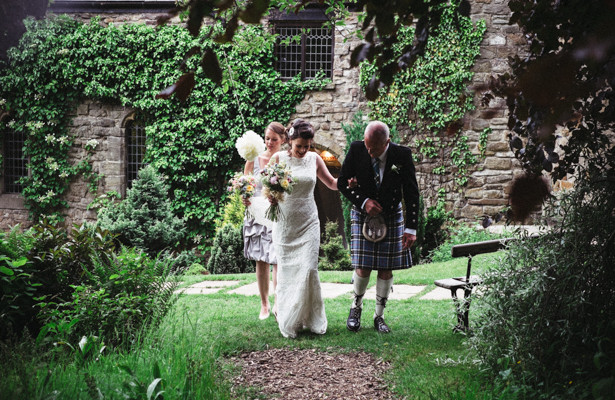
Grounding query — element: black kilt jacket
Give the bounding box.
[337,141,420,231]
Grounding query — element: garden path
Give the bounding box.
[175,280,451,300]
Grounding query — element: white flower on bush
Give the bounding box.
[58,136,69,145]
[7,120,15,128]
[85,139,99,150]
[0,98,6,106]
[235,130,265,162]
[45,134,56,143]
[59,171,69,178]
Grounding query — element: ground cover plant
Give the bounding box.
[1,252,519,399]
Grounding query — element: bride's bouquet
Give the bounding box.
[261,161,295,222]
[235,130,265,162]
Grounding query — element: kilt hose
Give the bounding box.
[350,204,412,270]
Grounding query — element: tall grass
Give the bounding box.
[0,254,515,399]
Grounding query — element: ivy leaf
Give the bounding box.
[239,0,270,24]
[155,72,195,101]
[201,48,222,85]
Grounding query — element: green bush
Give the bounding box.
[207,224,254,274]
[184,262,207,276]
[470,173,615,399]
[97,165,186,256]
[215,190,246,232]
[1,222,118,339]
[413,194,451,264]
[319,221,352,271]
[39,246,178,348]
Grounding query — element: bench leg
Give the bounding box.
[450,286,474,333]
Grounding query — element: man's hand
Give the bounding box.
[242,197,251,207]
[364,199,383,216]
[402,233,417,250]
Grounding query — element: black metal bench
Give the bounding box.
[434,238,515,332]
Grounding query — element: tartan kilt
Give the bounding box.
[350,204,412,270]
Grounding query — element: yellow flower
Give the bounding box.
[246,185,254,192]
[281,180,289,189]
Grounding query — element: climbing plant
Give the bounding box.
[360,1,486,190]
[0,16,324,238]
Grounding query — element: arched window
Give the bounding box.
[125,114,147,188]
[2,123,27,194]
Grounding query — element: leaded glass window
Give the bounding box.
[275,23,333,80]
[125,116,147,188]
[2,127,27,193]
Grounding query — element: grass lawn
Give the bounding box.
[2,253,515,399]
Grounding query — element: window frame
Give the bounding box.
[124,115,148,189]
[270,8,335,81]
[1,123,28,195]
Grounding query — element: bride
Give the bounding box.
[268,119,339,338]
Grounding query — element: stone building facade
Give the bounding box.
[1,0,531,230]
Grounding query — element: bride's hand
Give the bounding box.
[267,196,278,206]
[242,197,251,207]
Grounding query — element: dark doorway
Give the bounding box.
[313,150,347,248]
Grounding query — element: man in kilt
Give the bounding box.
[337,121,420,333]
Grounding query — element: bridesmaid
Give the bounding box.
[242,122,287,319]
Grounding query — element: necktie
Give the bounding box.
[373,157,381,188]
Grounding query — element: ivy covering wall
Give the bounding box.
[361,2,487,190]
[0,16,324,238]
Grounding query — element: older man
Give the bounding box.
[337,121,420,333]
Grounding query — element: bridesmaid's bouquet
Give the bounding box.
[235,130,265,162]
[227,172,257,201]
[261,162,295,222]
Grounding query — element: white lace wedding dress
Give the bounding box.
[273,151,327,338]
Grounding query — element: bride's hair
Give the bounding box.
[267,122,287,143]
[287,119,314,141]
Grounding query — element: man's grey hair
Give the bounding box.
[365,121,390,142]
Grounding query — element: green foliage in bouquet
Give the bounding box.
[319,221,351,271]
[97,165,186,256]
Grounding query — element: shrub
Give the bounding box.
[470,173,615,399]
[0,255,39,340]
[207,224,254,274]
[97,165,186,256]
[319,221,352,271]
[39,246,178,348]
[413,194,451,264]
[215,190,246,232]
[185,262,208,275]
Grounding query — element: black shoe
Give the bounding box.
[374,315,391,333]
[346,307,362,332]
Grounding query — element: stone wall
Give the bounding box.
[1,0,533,230]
